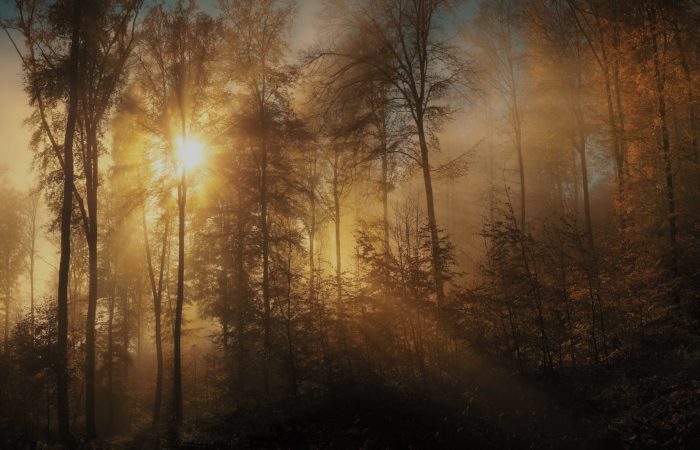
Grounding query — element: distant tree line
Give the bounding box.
[0,0,698,446]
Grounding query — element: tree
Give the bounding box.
[3,0,85,440]
[135,1,217,433]
[645,0,680,302]
[0,174,25,355]
[219,0,297,396]
[25,191,40,338]
[76,0,141,436]
[525,0,609,361]
[472,0,528,230]
[565,0,629,201]
[310,0,471,306]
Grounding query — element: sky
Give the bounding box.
[0,0,483,304]
[0,0,323,303]
[0,33,33,188]
[0,0,322,185]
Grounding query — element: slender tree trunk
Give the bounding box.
[45,379,51,439]
[509,81,525,231]
[560,245,576,368]
[333,156,342,306]
[578,133,595,250]
[513,210,551,370]
[3,279,9,354]
[260,138,272,397]
[121,287,129,387]
[515,125,526,231]
[381,136,390,252]
[612,5,628,180]
[613,60,628,174]
[57,0,83,440]
[85,231,98,438]
[506,303,524,373]
[234,182,246,391]
[143,209,169,425]
[174,167,186,430]
[30,260,34,335]
[576,131,608,362]
[332,154,352,377]
[284,235,298,400]
[309,176,316,297]
[649,3,680,302]
[29,197,37,341]
[674,28,698,160]
[107,286,115,431]
[603,69,625,199]
[416,117,445,307]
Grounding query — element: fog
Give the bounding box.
[1,0,699,449]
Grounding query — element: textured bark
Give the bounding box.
[143,208,169,425]
[85,227,97,438]
[174,167,186,429]
[57,0,83,441]
[381,144,390,252]
[649,2,680,302]
[261,140,271,397]
[417,118,445,307]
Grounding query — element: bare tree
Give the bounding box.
[472,0,527,230]
[25,191,40,338]
[309,0,471,306]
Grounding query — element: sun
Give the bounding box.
[176,136,204,171]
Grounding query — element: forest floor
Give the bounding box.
[115,374,593,450]
[111,355,605,450]
[34,317,700,449]
[115,330,699,450]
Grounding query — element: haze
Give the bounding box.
[0,1,699,449]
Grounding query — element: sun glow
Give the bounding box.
[176,136,204,171]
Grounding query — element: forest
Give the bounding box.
[0,0,699,448]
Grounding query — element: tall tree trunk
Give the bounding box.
[308,169,316,298]
[381,144,390,252]
[578,134,594,249]
[82,107,101,438]
[674,26,698,161]
[29,195,37,341]
[85,234,97,438]
[107,286,115,431]
[576,131,608,362]
[603,69,625,199]
[3,276,9,354]
[416,117,445,307]
[285,234,298,400]
[510,83,526,231]
[515,124,526,231]
[234,182,246,391]
[174,167,186,430]
[121,287,129,388]
[57,0,83,441]
[260,137,272,397]
[333,154,342,306]
[649,3,680,302]
[332,153,352,376]
[136,290,142,364]
[143,209,169,425]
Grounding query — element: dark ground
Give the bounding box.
[113,342,698,450]
[15,318,700,450]
[109,356,629,450]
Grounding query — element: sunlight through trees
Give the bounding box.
[1,0,700,448]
